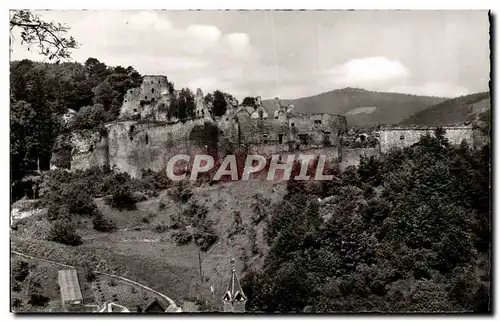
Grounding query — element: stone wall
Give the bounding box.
[339,147,381,171]
[70,130,109,170]
[379,125,474,153]
[288,113,345,147]
[106,119,218,178]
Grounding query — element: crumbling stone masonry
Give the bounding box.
[65,75,477,178]
[378,125,474,153]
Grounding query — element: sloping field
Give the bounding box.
[11,179,287,309]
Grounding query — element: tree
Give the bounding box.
[85,57,110,87]
[10,100,57,180]
[10,10,78,62]
[242,96,256,108]
[48,220,82,246]
[177,88,196,120]
[92,213,117,232]
[204,93,214,105]
[212,90,228,117]
[243,132,490,313]
[24,275,50,306]
[12,260,30,282]
[71,104,106,130]
[93,80,118,112]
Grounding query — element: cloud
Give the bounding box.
[185,25,222,54]
[225,33,251,58]
[325,56,409,86]
[10,11,487,100]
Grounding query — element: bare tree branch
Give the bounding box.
[9,10,79,62]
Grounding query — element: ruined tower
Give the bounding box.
[222,258,247,313]
[195,88,212,120]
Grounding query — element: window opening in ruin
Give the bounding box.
[145,134,149,144]
[158,81,160,84]
[129,125,135,141]
[278,134,284,144]
[360,135,366,142]
[145,96,148,100]
[151,81,154,84]
[89,145,93,152]
[133,108,137,112]
[202,110,205,116]
[298,134,308,145]
[314,120,322,125]
[152,98,155,102]
[291,123,295,127]
[400,135,405,140]
[151,88,155,94]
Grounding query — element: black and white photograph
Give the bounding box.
[9,8,491,314]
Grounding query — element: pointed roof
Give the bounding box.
[97,302,130,313]
[222,258,247,303]
[143,297,169,313]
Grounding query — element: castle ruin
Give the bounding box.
[64,75,478,178]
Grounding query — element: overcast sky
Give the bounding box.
[10,10,490,99]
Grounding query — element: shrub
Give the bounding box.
[12,298,21,308]
[106,184,137,210]
[102,172,132,195]
[47,220,82,246]
[85,268,96,282]
[141,169,172,191]
[25,275,49,306]
[172,229,193,246]
[92,213,117,232]
[64,186,99,216]
[153,221,168,233]
[12,259,30,282]
[169,182,193,204]
[170,200,208,229]
[251,194,271,225]
[158,200,167,211]
[194,225,218,252]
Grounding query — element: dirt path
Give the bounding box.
[11,250,180,311]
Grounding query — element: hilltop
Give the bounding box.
[400,91,490,126]
[261,88,447,127]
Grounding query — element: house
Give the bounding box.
[58,269,83,310]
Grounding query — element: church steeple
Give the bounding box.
[222,258,247,313]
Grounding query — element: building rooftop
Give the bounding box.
[58,269,83,303]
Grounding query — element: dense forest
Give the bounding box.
[10,58,143,181]
[242,131,491,313]
[10,58,233,192]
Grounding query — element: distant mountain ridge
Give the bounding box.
[400,92,490,126]
[261,87,447,127]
